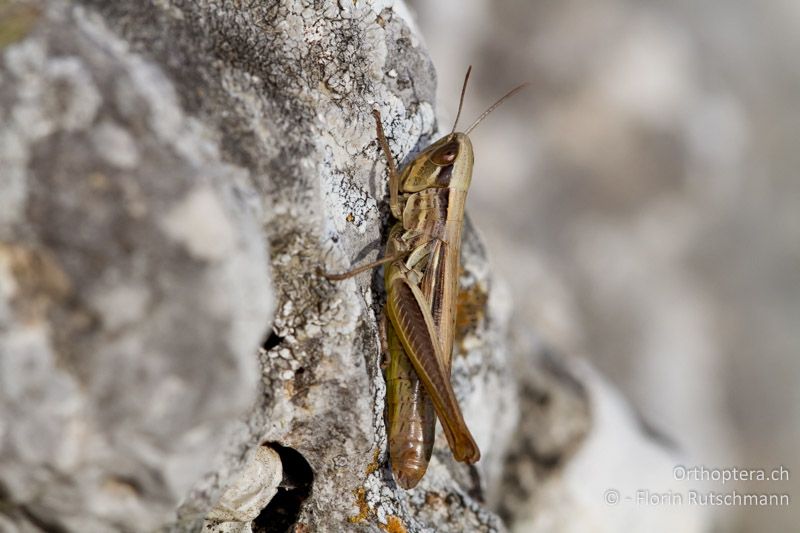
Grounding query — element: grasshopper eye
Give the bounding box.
[431,142,459,166]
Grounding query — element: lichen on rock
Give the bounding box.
[0,1,683,532]
[1,2,273,531]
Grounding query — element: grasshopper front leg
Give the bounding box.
[371,109,402,219]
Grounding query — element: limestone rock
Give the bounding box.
[0,1,272,531]
[0,1,693,532]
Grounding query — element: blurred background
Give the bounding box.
[408,1,799,531]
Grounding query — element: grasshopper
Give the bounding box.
[325,67,526,489]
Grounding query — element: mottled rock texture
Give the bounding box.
[0,1,686,532]
[0,0,516,531]
[0,0,274,531]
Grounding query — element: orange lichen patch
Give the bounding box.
[365,448,381,475]
[380,515,407,533]
[291,524,310,533]
[0,242,71,323]
[101,476,139,499]
[0,1,41,48]
[347,487,370,524]
[88,172,111,190]
[425,491,446,508]
[346,213,355,223]
[454,282,488,352]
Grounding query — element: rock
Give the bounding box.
[1,0,512,531]
[0,1,273,531]
[204,446,283,527]
[0,1,701,532]
[497,334,711,533]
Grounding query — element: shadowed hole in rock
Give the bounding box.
[253,443,314,533]
[534,391,551,407]
[467,464,485,503]
[262,330,284,351]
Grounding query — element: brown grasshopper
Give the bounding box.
[325,67,526,489]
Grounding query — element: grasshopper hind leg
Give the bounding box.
[386,273,481,465]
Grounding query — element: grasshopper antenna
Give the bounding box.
[450,65,473,134]
[464,82,529,135]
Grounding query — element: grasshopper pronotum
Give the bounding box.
[325,68,526,489]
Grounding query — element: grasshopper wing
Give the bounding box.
[386,270,480,464]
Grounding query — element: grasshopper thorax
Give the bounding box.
[399,132,474,194]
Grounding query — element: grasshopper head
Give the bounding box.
[395,68,525,197]
[399,132,474,194]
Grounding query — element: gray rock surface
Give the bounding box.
[0,1,519,531]
[0,1,686,532]
[499,336,710,533]
[0,1,274,531]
